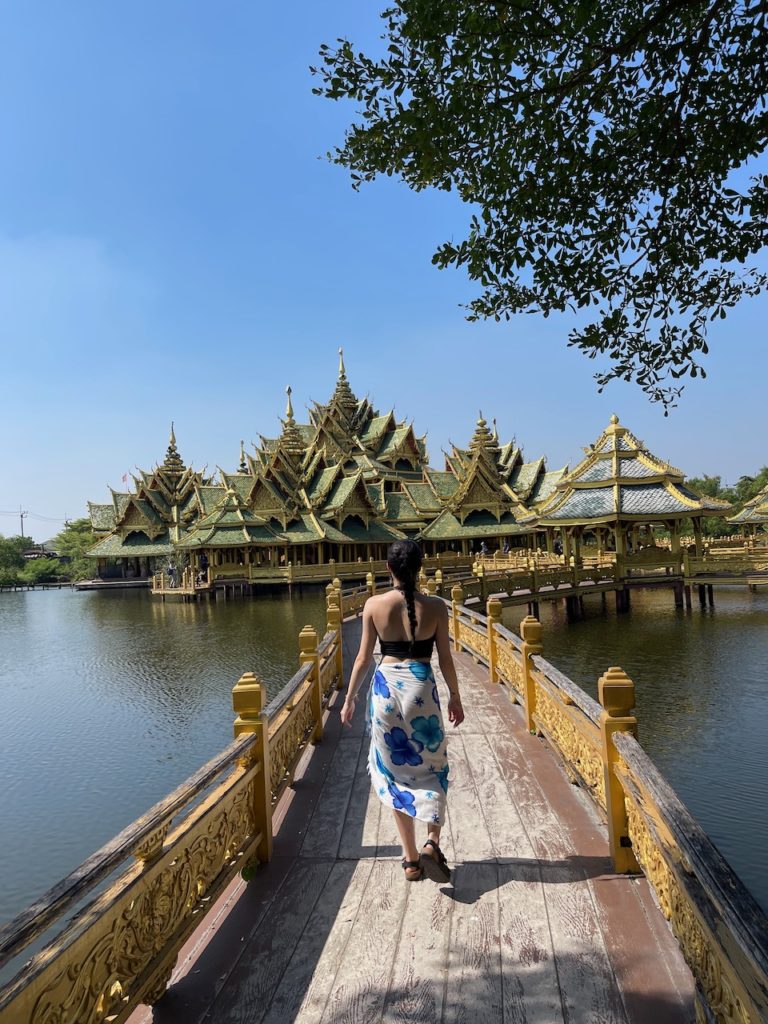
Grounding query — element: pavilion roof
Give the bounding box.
[419,508,534,541]
[727,482,768,524]
[88,530,177,558]
[536,416,732,525]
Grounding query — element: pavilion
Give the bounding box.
[727,482,768,537]
[534,415,731,562]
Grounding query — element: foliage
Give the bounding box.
[18,558,63,584]
[53,518,96,581]
[314,1,768,407]
[686,467,768,535]
[0,534,28,572]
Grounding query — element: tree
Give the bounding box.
[53,518,96,581]
[314,1,768,407]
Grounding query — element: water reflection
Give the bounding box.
[0,587,327,923]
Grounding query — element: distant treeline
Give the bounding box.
[0,519,94,586]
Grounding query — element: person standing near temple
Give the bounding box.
[340,540,464,882]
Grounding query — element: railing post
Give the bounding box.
[434,568,443,595]
[598,667,641,874]
[299,625,323,743]
[418,568,428,592]
[451,583,464,652]
[366,571,376,597]
[232,671,273,863]
[426,576,436,596]
[520,616,543,733]
[476,562,486,602]
[326,589,344,689]
[487,596,502,683]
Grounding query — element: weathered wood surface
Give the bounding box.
[130,620,695,1024]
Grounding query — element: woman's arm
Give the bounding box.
[340,600,378,728]
[434,601,465,728]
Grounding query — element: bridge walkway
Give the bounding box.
[134,619,694,1024]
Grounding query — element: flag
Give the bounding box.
[122,473,129,484]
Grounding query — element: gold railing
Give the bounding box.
[151,566,212,594]
[0,589,345,1024]
[685,551,768,576]
[446,582,768,1024]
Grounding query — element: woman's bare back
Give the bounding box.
[369,589,444,645]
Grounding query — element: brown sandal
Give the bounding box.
[402,857,423,881]
[421,839,451,882]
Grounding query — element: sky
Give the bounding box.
[0,2,766,542]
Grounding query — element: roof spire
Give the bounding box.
[162,422,185,474]
[329,347,358,420]
[285,385,295,424]
[492,417,499,442]
[279,385,305,458]
[238,439,247,473]
[338,346,346,378]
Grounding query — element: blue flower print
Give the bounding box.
[409,661,432,682]
[432,683,441,706]
[384,702,394,714]
[388,782,416,816]
[414,696,425,707]
[373,670,390,698]
[410,715,444,753]
[432,813,441,823]
[433,764,450,793]
[395,680,405,690]
[384,727,424,766]
[426,790,435,799]
[375,748,395,783]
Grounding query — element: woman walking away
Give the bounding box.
[340,540,464,882]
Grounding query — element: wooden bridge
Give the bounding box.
[2,586,767,1024]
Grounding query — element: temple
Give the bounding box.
[86,353,563,577]
[535,414,731,559]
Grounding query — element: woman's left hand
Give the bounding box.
[340,697,356,728]
[447,694,464,727]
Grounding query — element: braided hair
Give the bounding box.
[387,539,423,653]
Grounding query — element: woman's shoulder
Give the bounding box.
[419,592,448,615]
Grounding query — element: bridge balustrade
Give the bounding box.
[446,582,768,1024]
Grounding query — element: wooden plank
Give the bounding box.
[381,867,454,1024]
[318,860,409,1024]
[461,731,535,862]
[300,737,363,859]
[542,862,628,1024]
[442,734,492,863]
[443,862,503,1024]
[337,738,382,861]
[498,861,564,1024]
[260,859,375,1024]
[202,858,335,1024]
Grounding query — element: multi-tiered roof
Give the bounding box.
[88,427,208,560]
[727,482,768,529]
[536,415,730,527]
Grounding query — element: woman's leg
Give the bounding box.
[392,809,420,862]
[423,823,441,857]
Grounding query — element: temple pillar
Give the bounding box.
[562,529,572,564]
[692,520,703,558]
[572,529,582,568]
[545,528,554,554]
[614,523,627,557]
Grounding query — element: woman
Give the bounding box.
[340,540,464,882]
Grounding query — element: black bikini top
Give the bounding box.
[379,635,436,659]
[379,584,435,658]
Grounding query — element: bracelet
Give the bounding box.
[345,692,358,703]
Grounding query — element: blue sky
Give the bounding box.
[1,2,766,541]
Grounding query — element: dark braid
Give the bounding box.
[387,540,423,653]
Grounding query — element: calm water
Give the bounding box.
[0,587,327,924]
[1,585,767,926]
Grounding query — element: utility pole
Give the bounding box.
[19,506,28,539]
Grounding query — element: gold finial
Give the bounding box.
[477,410,485,426]
[610,413,619,425]
[285,385,294,421]
[338,346,346,377]
[170,421,176,445]
[239,439,247,472]
[492,417,499,442]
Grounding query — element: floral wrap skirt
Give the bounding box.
[367,660,449,826]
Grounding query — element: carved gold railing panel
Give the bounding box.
[494,640,524,698]
[614,738,768,1024]
[532,678,605,810]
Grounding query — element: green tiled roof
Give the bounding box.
[384,492,422,523]
[425,470,459,498]
[88,531,176,558]
[728,483,768,524]
[306,465,338,502]
[338,517,407,542]
[324,474,363,512]
[508,457,544,499]
[420,509,533,540]
[198,486,227,514]
[360,414,392,443]
[377,425,411,458]
[529,467,568,506]
[403,482,441,513]
[88,503,116,531]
